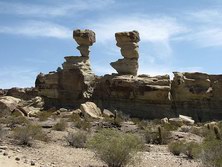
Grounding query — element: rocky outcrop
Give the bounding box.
[6,87,38,100]
[110,31,140,76]
[171,72,222,121]
[35,29,96,108]
[93,74,173,119]
[34,29,222,121]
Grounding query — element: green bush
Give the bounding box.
[183,142,201,159]
[37,111,53,121]
[0,124,3,140]
[65,131,87,148]
[144,126,171,144]
[168,141,185,156]
[53,119,67,131]
[87,129,144,167]
[74,119,91,131]
[14,124,49,146]
[201,139,222,167]
[3,116,29,128]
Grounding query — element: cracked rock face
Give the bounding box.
[73,29,96,57]
[111,30,140,76]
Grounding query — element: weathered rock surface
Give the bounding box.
[110,58,138,75]
[6,87,38,100]
[93,74,172,119]
[111,30,140,76]
[33,30,222,121]
[36,29,96,108]
[80,102,102,119]
[171,72,222,121]
[73,29,96,57]
[0,96,21,114]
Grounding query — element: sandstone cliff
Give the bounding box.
[35,29,222,121]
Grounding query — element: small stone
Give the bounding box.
[0,145,8,150]
[31,160,35,166]
[15,157,20,161]
[3,152,8,156]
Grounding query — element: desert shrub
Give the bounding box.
[144,126,171,144]
[4,116,29,128]
[68,113,81,122]
[183,142,201,159]
[179,125,191,133]
[14,124,49,146]
[0,124,3,140]
[37,111,53,121]
[87,129,144,167]
[74,119,91,131]
[201,139,222,167]
[191,126,216,140]
[65,131,87,148]
[53,119,67,131]
[163,123,178,131]
[131,119,149,130]
[168,141,185,156]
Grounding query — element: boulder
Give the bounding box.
[0,96,21,114]
[169,118,183,127]
[80,102,102,119]
[161,117,169,124]
[103,109,115,118]
[115,30,140,44]
[179,115,195,125]
[73,29,96,46]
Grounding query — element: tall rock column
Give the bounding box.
[111,30,140,76]
[36,29,96,107]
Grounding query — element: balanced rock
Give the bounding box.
[73,29,96,57]
[36,29,96,107]
[111,30,140,75]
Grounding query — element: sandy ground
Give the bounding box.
[0,119,202,167]
[0,140,201,167]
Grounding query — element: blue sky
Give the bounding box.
[0,0,222,88]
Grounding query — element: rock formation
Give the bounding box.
[34,29,222,121]
[110,31,140,76]
[35,29,96,108]
[171,72,222,121]
[73,29,96,57]
[93,74,173,119]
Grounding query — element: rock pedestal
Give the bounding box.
[111,31,140,76]
[35,29,96,107]
[73,29,96,57]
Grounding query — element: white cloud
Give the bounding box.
[188,9,222,23]
[91,16,187,43]
[0,21,72,39]
[179,28,222,47]
[0,0,114,17]
[175,9,222,47]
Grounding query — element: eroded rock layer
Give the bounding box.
[93,74,174,119]
[171,72,222,121]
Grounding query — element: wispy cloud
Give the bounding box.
[90,16,187,43]
[176,9,222,47]
[0,0,114,17]
[0,21,72,39]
